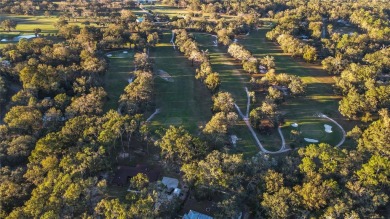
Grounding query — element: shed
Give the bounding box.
[136,17,144,23]
[183,210,213,219]
[161,177,179,189]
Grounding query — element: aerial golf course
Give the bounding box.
[149,32,212,133]
[238,28,347,150]
[99,19,347,156]
[0,6,347,156]
[189,29,345,154]
[1,1,388,217]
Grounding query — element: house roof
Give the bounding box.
[161,177,179,189]
[183,210,213,219]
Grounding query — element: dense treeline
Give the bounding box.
[119,52,154,115]
[250,69,305,135]
[173,29,241,144]
[0,34,110,217]
[0,0,138,17]
[0,6,160,216]
[228,43,260,73]
[174,29,221,92]
[266,0,390,121]
[163,0,291,15]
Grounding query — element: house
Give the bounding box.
[183,210,213,219]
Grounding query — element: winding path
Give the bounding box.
[234,103,270,153]
[170,31,176,50]
[146,108,160,122]
[278,127,286,150]
[235,88,290,154]
[245,87,250,117]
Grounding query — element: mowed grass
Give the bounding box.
[0,15,58,34]
[104,50,134,111]
[194,33,264,156]
[142,5,189,18]
[239,28,347,148]
[142,4,236,20]
[0,14,92,48]
[150,32,212,133]
[282,118,344,147]
[0,14,59,48]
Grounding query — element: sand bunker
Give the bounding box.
[291,123,298,127]
[304,138,319,143]
[123,51,128,54]
[157,70,174,82]
[324,124,333,133]
[106,54,112,57]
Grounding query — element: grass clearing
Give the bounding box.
[104,50,134,111]
[150,32,212,133]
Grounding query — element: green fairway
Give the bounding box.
[104,50,134,111]
[193,33,266,155]
[0,14,92,48]
[150,32,212,133]
[240,29,339,111]
[239,28,347,148]
[0,15,59,48]
[142,5,189,18]
[282,118,344,147]
[142,4,237,21]
[193,34,250,109]
[0,15,58,34]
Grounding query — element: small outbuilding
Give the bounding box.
[161,177,179,190]
[183,210,213,219]
[136,17,144,23]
